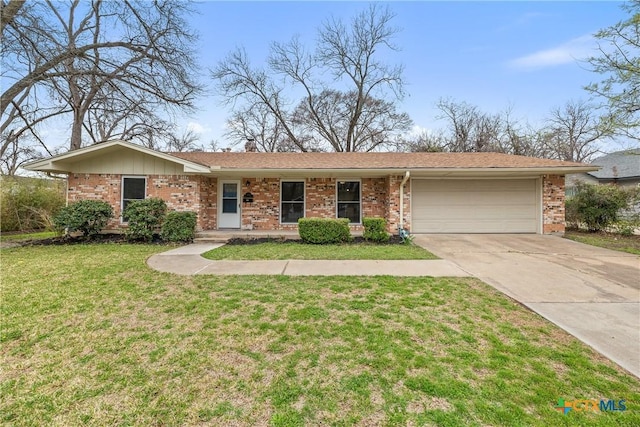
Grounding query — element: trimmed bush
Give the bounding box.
[298,218,351,244]
[124,198,167,242]
[566,183,634,232]
[53,200,113,237]
[363,217,390,243]
[0,176,65,232]
[161,211,197,242]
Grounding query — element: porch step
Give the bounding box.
[193,236,232,243]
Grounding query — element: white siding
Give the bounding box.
[68,150,184,175]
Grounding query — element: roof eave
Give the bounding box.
[202,165,600,177]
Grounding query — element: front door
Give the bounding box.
[218,180,241,228]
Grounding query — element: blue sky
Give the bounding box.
[183,1,628,148]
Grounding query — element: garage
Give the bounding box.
[411,179,539,233]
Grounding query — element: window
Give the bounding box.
[281,181,304,223]
[337,181,360,223]
[222,183,238,214]
[122,177,146,221]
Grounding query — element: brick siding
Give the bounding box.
[67,174,123,229]
[68,174,214,231]
[386,175,411,233]
[240,177,391,231]
[542,174,566,234]
[240,178,283,230]
[66,173,564,234]
[199,177,217,231]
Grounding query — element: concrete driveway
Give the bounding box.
[413,234,640,378]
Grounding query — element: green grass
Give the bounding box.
[0,231,57,242]
[2,244,639,426]
[203,241,438,260]
[564,229,640,255]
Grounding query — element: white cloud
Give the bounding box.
[407,125,433,138]
[186,121,211,134]
[508,34,596,70]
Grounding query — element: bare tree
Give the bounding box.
[0,132,43,175]
[400,129,448,153]
[1,0,202,157]
[291,90,412,152]
[426,98,610,161]
[82,84,175,148]
[0,0,25,34]
[541,100,612,162]
[212,4,411,152]
[166,129,201,152]
[433,99,493,152]
[225,104,297,152]
[432,98,535,154]
[585,0,639,141]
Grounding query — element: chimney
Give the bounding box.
[245,137,257,152]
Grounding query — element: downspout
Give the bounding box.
[399,171,410,232]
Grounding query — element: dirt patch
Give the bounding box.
[0,241,22,249]
[406,396,453,413]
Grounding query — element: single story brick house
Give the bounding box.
[24,140,598,234]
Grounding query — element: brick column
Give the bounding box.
[386,175,411,233]
[542,174,565,234]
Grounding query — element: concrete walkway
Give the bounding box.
[414,234,640,378]
[146,243,468,277]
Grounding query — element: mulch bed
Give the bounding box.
[3,233,167,248]
[4,234,408,248]
[226,235,406,245]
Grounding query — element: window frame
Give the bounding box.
[280,180,306,224]
[121,176,147,223]
[336,179,361,224]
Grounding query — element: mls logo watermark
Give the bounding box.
[555,398,627,415]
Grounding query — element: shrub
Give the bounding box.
[565,197,580,229]
[53,200,113,237]
[298,218,351,244]
[161,211,197,242]
[363,217,390,243]
[612,219,638,237]
[0,176,65,232]
[567,183,633,232]
[124,198,167,242]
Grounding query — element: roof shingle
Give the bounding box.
[169,151,590,170]
[588,149,640,179]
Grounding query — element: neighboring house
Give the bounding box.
[24,140,598,234]
[566,148,640,196]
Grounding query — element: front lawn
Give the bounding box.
[2,245,639,426]
[203,241,438,260]
[564,229,640,255]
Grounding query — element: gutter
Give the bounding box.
[399,171,410,231]
[195,166,600,177]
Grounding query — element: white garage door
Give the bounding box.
[412,179,539,233]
